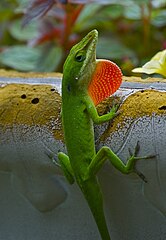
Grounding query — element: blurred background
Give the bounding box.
[0,0,166,75]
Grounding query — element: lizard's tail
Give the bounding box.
[80,177,111,240]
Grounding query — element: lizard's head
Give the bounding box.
[63,30,123,105]
[63,29,98,91]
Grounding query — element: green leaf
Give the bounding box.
[0,46,41,71]
[97,37,135,60]
[36,45,63,72]
[15,0,29,13]
[102,5,124,19]
[75,3,128,31]
[75,4,102,31]
[0,45,63,72]
[152,10,166,27]
[124,4,141,20]
[9,19,39,41]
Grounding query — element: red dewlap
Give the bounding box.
[88,60,123,106]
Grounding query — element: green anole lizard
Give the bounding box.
[57,29,150,240]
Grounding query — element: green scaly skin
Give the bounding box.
[58,30,148,240]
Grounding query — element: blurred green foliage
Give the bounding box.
[0,0,166,75]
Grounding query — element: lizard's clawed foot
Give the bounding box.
[108,97,123,118]
[128,141,155,183]
[45,150,61,167]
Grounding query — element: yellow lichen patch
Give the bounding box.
[0,83,63,140]
[120,89,166,118]
[100,90,166,141]
[0,69,62,79]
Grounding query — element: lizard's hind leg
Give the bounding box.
[88,142,154,182]
[58,152,75,184]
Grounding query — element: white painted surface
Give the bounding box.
[0,78,165,239]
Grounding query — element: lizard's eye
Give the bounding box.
[75,52,86,62]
